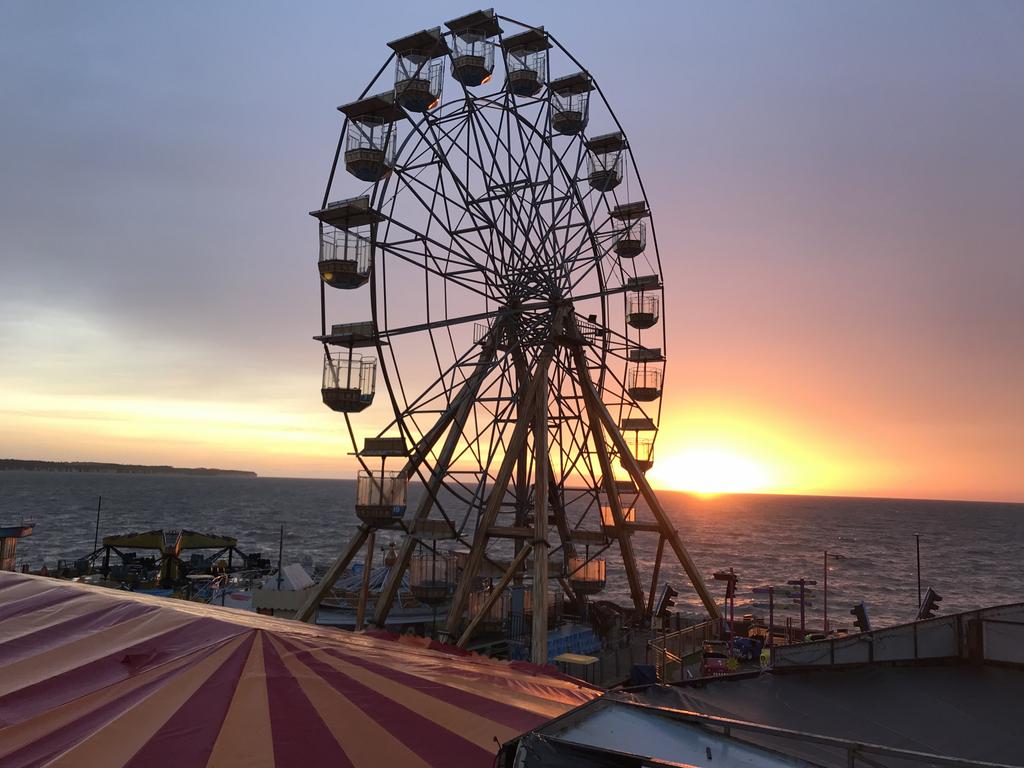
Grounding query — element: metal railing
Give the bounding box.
[345,121,396,162]
[322,353,376,395]
[627,294,659,319]
[395,55,444,105]
[507,48,547,81]
[627,365,662,391]
[452,33,495,72]
[587,149,622,178]
[647,620,719,681]
[320,227,371,271]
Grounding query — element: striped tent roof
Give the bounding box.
[0,572,599,767]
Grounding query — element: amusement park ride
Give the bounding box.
[297,9,720,662]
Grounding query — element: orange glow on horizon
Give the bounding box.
[647,448,773,496]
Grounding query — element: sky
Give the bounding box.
[0,1,1022,502]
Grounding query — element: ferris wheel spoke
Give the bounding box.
[385,349,495,439]
[385,171,497,274]
[463,107,563,279]
[383,134,503,277]
[436,127,560,285]
[409,117,508,257]
[375,239,493,299]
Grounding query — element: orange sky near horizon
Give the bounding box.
[1,2,1022,504]
[1,377,1018,503]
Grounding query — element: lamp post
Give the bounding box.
[823,550,828,634]
[915,534,922,610]
[787,578,817,637]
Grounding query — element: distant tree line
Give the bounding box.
[0,459,257,478]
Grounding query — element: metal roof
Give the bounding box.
[653,666,1024,767]
[337,91,406,123]
[445,8,502,37]
[501,27,551,53]
[386,27,451,57]
[502,695,814,767]
[310,196,386,229]
[585,131,626,154]
[611,201,651,221]
[548,71,593,95]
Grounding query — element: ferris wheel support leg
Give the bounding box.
[371,344,498,628]
[355,531,376,631]
[442,325,564,644]
[512,353,531,581]
[296,524,371,623]
[583,386,722,621]
[531,374,550,665]
[646,534,666,619]
[513,349,577,570]
[568,338,647,619]
[548,466,577,561]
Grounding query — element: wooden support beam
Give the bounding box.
[371,344,497,627]
[581,369,721,620]
[442,313,565,642]
[296,525,370,622]
[488,526,535,539]
[456,543,533,647]
[512,351,530,583]
[548,465,577,560]
[531,374,550,665]
[556,576,577,603]
[567,530,608,544]
[567,318,646,618]
[355,531,376,630]
[626,521,663,533]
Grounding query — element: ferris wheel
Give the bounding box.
[298,9,719,654]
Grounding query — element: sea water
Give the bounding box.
[2,470,1021,629]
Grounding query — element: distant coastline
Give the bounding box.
[0,459,257,478]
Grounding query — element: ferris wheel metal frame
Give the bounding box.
[297,9,720,659]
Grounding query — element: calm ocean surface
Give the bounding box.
[3,470,1021,629]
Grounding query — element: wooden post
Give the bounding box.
[296,525,370,622]
[531,374,549,665]
[276,525,284,590]
[355,531,376,630]
[824,550,829,634]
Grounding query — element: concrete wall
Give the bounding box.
[772,602,1024,669]
[983,619,1024,665]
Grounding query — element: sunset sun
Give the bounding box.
[649,448,772,496]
